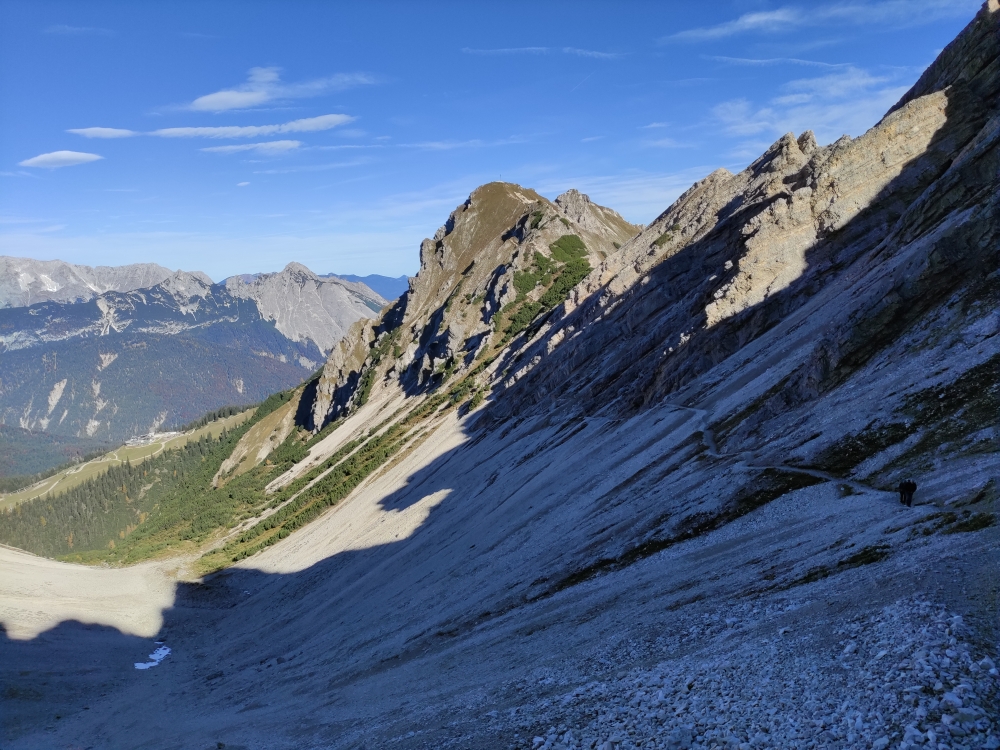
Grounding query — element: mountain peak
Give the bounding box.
[281,261,319,279]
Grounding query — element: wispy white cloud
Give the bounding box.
[66,115,353,142]
[668,9,801,41]
[562,47,621,60]
[201,140,302,154]
[781,67,888,100]
[67,127,137,138]
[203,140,302,155]
[189,67,375,112]
[704,55,850,68]
[151,114,353,139]
[665,1,980,42]
[44,24,113,36]
[460,46,619,59]
[399,136,528,151]
[237,182,250,187]
[581,136,604,143]
[19,151,103,168]
[713,66,907,144]
[252,159,368,174]
[461,47,549,55]
[640,122,670,129]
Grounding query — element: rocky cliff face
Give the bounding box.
[0,256,174,308]
[225,262,386,354]
[308,182,640,429]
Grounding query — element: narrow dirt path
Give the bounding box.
[668,404,887,499]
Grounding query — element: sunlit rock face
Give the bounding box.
[309,181,640,430]
[0,256,175,309]
[224,262,386,354]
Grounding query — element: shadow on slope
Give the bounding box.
[486,38,1000,427]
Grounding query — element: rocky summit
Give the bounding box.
[0,4,998,750]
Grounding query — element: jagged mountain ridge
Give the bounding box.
[0,263,387,449]
[309,184,640,428]
[0,256,175,308]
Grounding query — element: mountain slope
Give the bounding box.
[0,256,174,308]
[225,262,386,354]
[1,5,998,749]
[0,264,384,449]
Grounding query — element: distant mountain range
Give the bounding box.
[0,258,389,466]
[0,256,174,308]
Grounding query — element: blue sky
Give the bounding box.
[0,0,983,281]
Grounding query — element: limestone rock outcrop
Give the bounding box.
[225,262,386,354]
[309,182,640,429]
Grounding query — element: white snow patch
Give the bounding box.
[85,419,101,436]
[134,644,171,670]
[98,352,118,370]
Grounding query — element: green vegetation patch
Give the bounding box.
[356,328,401,407]
[653,232,673,248]
[496,237,591,343]
[549,234,587,263]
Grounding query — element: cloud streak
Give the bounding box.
[189,67,375,112]
[44,24,113,36]
[19,151,104,168]
[666,1,980,41]
[712,66,907,144]
[704,55,851,68]
[201,140,302,154]
[67,114,355,142]
[461,46,620,59]
[67,127,137,138]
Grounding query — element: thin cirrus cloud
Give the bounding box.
[67,127,137,138]
[664,1,980,41]
[189,67,375,112]
[712,65,906,145]
[19,151,103,168]
[44,24,113,36]
[704,55,851,68]
[461,46,620,59]
[201,140,302,154]
[67,114,353,140]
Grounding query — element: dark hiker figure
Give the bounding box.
[897,480,917,507]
